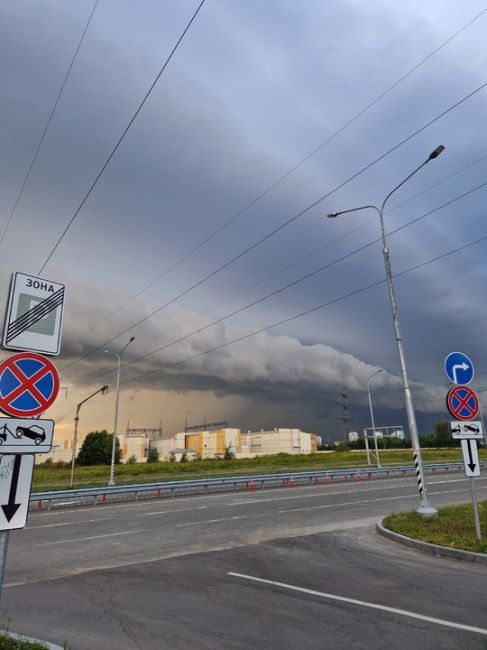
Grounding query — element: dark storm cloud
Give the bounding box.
[1,1,486,436]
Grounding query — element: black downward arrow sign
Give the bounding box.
[2,455,21,522]
[466,440,477,473]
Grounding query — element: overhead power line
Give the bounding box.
[68,8,487,340]
[122,151,487,354]
[68,176,487,388]
[60,78,487,373]
[38,0,207,274]
[0,0,100,247]
[120,232,487,388]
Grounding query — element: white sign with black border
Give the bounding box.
[0,454,34,531]
[449,420,483,440]
[461,439,480,477]
[2,272,65,355]
[0,418,53,453]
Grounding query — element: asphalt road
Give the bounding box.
[1,471,486,649]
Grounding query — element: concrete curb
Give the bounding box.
[377,519,487,566]
[4,631,65,649]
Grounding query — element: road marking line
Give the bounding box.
[276,488,471,514]
[141,506,208,516]
[26,518,112,529]
[40,530,141,545]
[231,478,471,505]
[227,573,487,636]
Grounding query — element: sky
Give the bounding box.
[1,0,487,444]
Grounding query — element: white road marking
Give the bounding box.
[26,518,112,529]
[227,573,487,636]
[40,530,141,545]
[277,488,469,514]
[231,477,473,505]
[141,506,208,516]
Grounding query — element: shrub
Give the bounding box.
[147,448,160,463]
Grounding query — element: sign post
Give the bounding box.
[445,351,482,540]
[0,272,64,600]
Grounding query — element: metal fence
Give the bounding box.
[29,461,484,511]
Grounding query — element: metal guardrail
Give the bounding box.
[29,461,486,511]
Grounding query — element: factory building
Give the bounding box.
[152,426,317,460]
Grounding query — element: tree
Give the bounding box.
[77,430,121,466]
[147,447,160,463]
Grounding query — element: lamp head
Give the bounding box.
[428,145,445,160]
[129,336,135,342]
[101,384,109,394]
[327,212,339,218]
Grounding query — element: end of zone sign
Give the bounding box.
[2,272,65,356]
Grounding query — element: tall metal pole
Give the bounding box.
[366,370,383,467]
[69,384,109,488]
[70,405,81,488]
[0,531,9,600]
[106,336,134,487]
[327,145,444,515]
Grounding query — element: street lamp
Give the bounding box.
[70,384,109,487]
[327,145,445,515]
[105,336,135,486]
[366,369,383,467]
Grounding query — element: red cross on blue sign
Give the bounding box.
[0,352,59,417]
[446,385,479,421]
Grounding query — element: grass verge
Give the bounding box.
[382,500,487,554]
[32,448,484,491]
[0,633,53,649]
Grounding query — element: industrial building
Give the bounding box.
[152,425,317,460]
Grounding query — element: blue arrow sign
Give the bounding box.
[444,351,474,386]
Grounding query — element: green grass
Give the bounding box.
[383,501,487,553]
[32,447,485,491]
[0,633,54,649]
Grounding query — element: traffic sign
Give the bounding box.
[2,272,65,356]
[450,420,484,440]
[461,439,480,477]
[0,454,34,530]
[444,351,474,386]
[0,418,53,453]
[0,352,59,417]
[446,385,479,421]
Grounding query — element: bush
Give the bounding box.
[127,455,137,464]
[147,448,159,463]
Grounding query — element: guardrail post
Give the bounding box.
[205,485,208,495]
[261,480,264,490]
[93,495,97,506]
[37,500,42,511]
[134,491,138,503]
[171,488,175,498]
[157,487,161,498]
[47,500,52,511]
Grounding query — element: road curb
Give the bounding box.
[4,631,65,649]
[376,519,487,565]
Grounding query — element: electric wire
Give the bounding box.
[119,233,487,388]
[58,78,487,374]
[50,230,487,413]
[38,0,207,274]
[72,176,487,388]
[120,150,487,354]
[65,8,487,341]
[0,0,100,247]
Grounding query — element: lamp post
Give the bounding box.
[105,336,135,486]
[70,384,109,488]
[366,369,383,467]
[327,145,445,515]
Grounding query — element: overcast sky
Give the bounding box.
[1,0,487,441]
